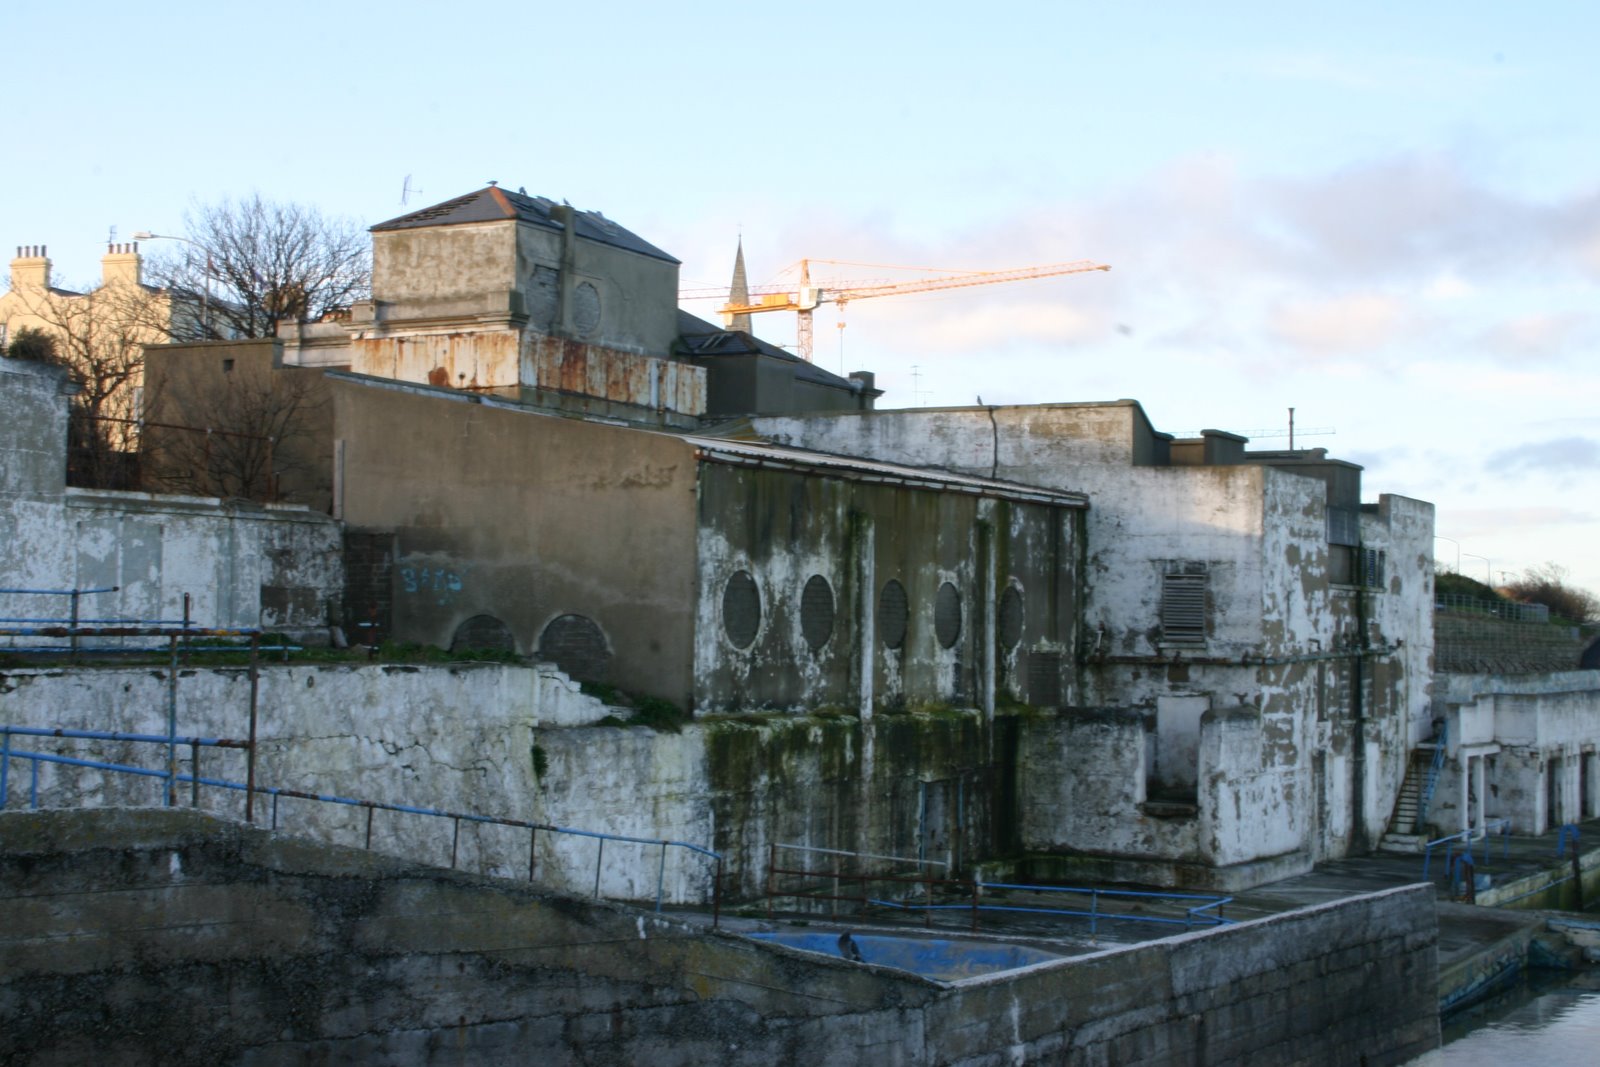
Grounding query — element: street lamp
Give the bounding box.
[134,231,212,338]
[1433,535,1461,574]
[1462,553,1492,586]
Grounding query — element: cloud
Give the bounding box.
[1265,293,1412,355]
[1444,505,1597,533]
[1478,312,1591,361]
[1484,437,1600,475]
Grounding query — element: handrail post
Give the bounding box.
[656,842,667,913]
[1,728,11,810]
[1091,888,1099,937]
[190,742,200,807]
[30,759,39,808]
[165,634,178,807]
[365,804,374,849]
[970,879,980,932]
[69,588,80,662]
[245,632,259,823]
[766,844,775,920]
[528,826,537,882]
[451,817,461,869]
[593,838,605,898]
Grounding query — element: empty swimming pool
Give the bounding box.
[745,930,1062,981]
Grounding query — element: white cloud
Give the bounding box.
[1266,293,1411,355]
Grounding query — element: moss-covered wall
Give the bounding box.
[533,708,1026,900]
[692,462,1078,713]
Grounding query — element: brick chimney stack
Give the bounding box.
[10,245,50,291]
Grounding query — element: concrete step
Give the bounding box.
[1379,833,1426,854]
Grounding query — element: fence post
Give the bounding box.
[451,817,461,869]
[69,588,80,662]
[528,826,537,882]
[190,742,200,807]
[1,728,11,810]
[766,843,775,921]
[365,805,374,849]
[165,635,178,807]
[246,633,259,823]
[656,842,668,913]
[593,838,605,899]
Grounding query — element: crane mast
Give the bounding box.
[711,257,1111,362]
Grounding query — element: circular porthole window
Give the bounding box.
[998,585,1024,650]
[935,582,962,649]
[878,579,908,650]
[572,281,601,336]
[722,570,761,649]
[800,575,835,652]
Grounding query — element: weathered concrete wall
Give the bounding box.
[748,403,1435,883]
[535,709,1017,900]
[0,490,340,641]
[1,354,343,640]
[331,376,700,705]
[0,357,68,498]
[0,661,615,879]
[0,808,1441,1067]
[142,339,336,513]
[693,462,1078,714]
[1432,670,1600,835]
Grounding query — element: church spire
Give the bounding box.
[727,236,752,333]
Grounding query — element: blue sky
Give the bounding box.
[7,2,1599,596]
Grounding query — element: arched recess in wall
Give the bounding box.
[450,613,516,654]
[998,584,1024,650]
[537,614,612,681]
[800,575,835,652]
[879,579,909,650]
[935,582,963,649]
[722,570,762,649]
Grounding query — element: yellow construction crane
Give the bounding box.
[686,257,1111,362]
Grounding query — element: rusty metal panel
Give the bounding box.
[354,330,519,390]
[521,335,706,416]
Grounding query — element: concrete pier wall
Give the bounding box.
[0,809,1440,1066]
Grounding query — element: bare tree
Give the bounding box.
[145,359,326,502]
[2,281,173,488]
[1503,563,1600,625]
[147,195,371,339]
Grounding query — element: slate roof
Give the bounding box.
[677,310,870,392]
[371,186,679,264]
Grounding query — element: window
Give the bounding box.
[722,570,761,649]
[1160,561,1207,643]
[1361,548,1387,590]
[934,582,962,649]
[800,575,835,652]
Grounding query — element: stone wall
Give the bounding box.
[0,808,1441,1066]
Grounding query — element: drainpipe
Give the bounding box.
[979,515,996,723]
[854,512,876,723]
[551,204,579,338]
[1351,547,1369,851]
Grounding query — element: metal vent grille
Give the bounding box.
[800,575,835,652]
[1160,572,1207,641]
[722,571,761,649]
[878,579,908,650]
[935,582,963,649]
[537,614,611,681]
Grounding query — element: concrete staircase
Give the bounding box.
[1380,744,1441,853]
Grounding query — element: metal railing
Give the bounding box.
[0,724,724,925]
[1434,594,1550,624]
[765,843,1233,935]
[1416,720,1448,833]
[1421,820,1511,883]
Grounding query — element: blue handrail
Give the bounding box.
[1415,719,1448,833]
[0,724,723,922]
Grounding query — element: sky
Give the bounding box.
[5,1,1599,597]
